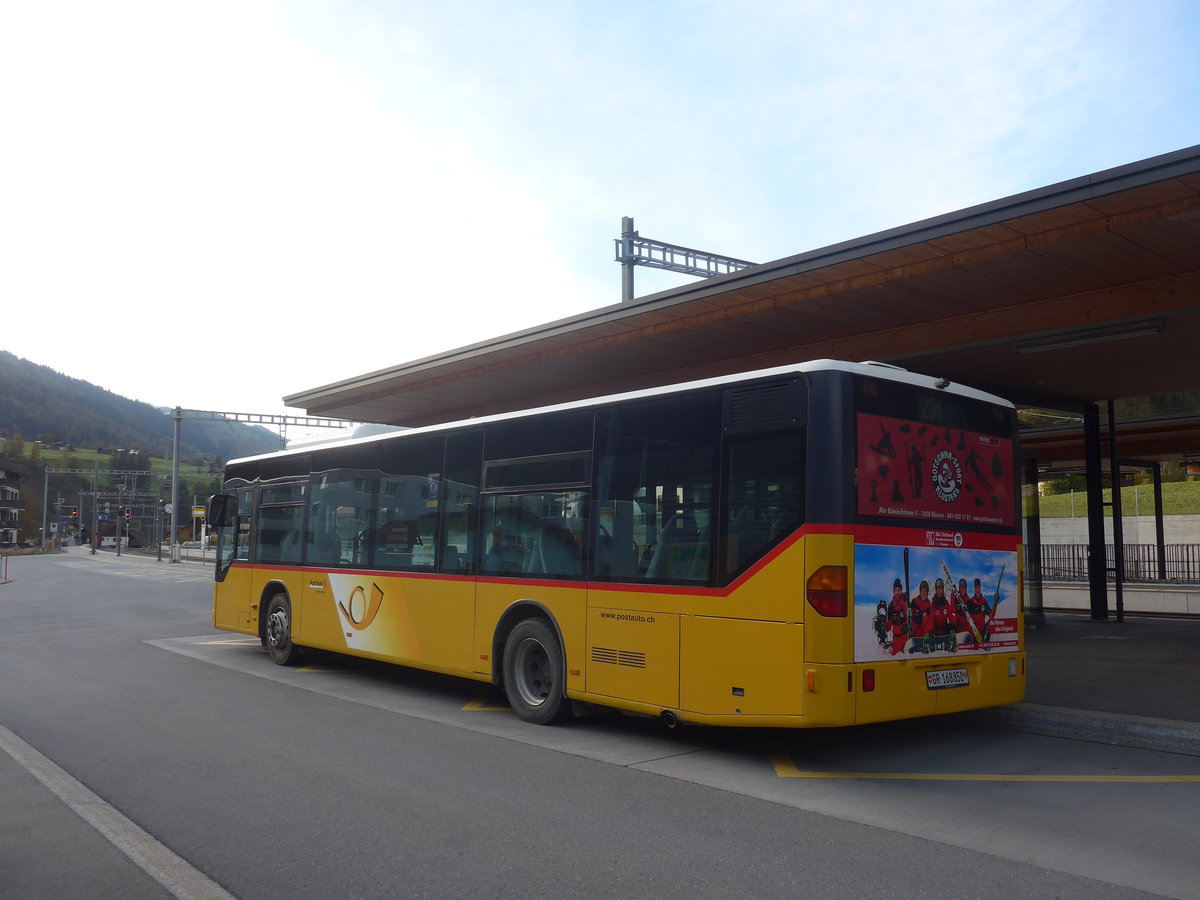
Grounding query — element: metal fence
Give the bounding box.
[1040,543,1200,584]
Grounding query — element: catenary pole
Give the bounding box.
[41,468,48,552]
[171,408,181,563]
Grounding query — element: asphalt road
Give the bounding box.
[2,549,1197,899]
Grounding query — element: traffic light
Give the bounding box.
[123,507,132,520]
[69,506,78,519]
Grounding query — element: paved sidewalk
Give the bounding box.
[976,611,1200,756]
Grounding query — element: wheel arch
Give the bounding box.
[490,599,566,689]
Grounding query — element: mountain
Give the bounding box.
[0,350,282,461]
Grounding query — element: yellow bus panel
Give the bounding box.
[213,565,257,633]
[585,607,679,710]
[474,580,587,692]
[802,531,855,665]
[299,572,476,676]
[679,617,804,717]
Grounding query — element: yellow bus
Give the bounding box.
[208,359,1024,727]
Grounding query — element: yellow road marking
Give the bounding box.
[463,697,511,712]
[768,749,1200,783]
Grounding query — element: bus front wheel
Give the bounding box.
[503,618,572,725]
[264,593,301,666]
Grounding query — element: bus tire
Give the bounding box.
[264,593,301,666]
[502,617,572,725]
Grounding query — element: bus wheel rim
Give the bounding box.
[513,637,551,707]
[268,609,288,647]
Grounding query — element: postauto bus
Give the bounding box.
[207,360,1024,727]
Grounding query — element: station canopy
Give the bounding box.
[286,145,1200,461]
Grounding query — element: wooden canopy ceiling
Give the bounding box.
[287,145,1200,438]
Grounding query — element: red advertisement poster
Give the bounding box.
[857,413,1015,528]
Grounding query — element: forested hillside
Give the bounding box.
[0,350,289,544]
[0,350,280,459]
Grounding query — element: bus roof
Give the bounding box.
[231,359,1013,467]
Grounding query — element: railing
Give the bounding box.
[1040,543,1200,584]
[127,543,214,564]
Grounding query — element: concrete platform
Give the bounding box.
[973,611,1200,756]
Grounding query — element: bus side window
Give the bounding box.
[594,392,719,585]
[373,475,439,571]
[234,516,252,560]
[376,434,446,572]
[443,430,482,575]
[482,491,585,578]
[234,489,253,560]
[308,474,375,567]
[440,494,473,575]
[641,484,712,583]
[256,504,305,564]
[721,431,805,579]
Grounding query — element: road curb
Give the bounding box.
[975,702,1200,758]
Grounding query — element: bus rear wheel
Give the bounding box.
[264,593,301,666]
[503,617,572,725]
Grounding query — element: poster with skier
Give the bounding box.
[854,529,1019,663]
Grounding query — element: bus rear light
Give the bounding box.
[806,565,848,617]
[862,669,876,692]
[1008,657,1018,677]
[806,670,817,693]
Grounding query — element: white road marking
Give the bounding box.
[0,724,237,900]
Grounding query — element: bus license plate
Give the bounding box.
[926,668,969,689]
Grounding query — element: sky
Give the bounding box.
[2,0,1198,425]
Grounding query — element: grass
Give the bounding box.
[1035,481,1200,518]
[18,446,213,478]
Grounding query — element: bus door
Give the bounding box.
[211,487,255,631]
[252,484,307,638]
[301,472,376,650]
[317,467,476,675]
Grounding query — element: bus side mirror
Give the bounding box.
[207,494,236,528]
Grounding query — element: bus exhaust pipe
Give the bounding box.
[661,710,680,729]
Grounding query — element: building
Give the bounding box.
[0,468,23,545]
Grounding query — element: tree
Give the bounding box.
[110,449,151,472]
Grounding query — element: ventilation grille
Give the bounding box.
[724,381,800,432]
[591,647,647,668]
